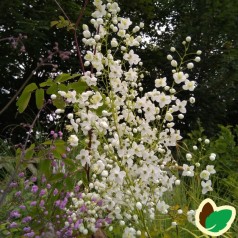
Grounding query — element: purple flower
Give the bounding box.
[61,153,67,159]
[105,217,112,224]
[59,198,68,209]
[9,222,18,228]
[74,185,80,193]
[55,200,60,207]
[23,227,31,232]
[41,175,47,183]
[31,185,38,193]
[31,177,37,182]
[39,200,45,207]
[24,180,30,189]
[50,130,55,135]
[53,188,58,196]
[18,172,25,178]
[46,184,51,189]
[74,219,83,230]
[39,189,46,196]
[24,231,35,237]
[79,204,87,212]
[22,216,32,223]
[10,182,18,188]
[10,210,21,218]
[30,201,37,206]
[97,200,103,206]
[19,205,26,210]
[15,191,21,196]
[58,131,63,137]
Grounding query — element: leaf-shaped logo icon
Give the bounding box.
[195,198,236,237]
[199,201,214,227]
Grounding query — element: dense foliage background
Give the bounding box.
[0,0,238,144]
[0,1,238,237]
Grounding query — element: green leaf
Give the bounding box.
[40,78,54,87]
[53,96,65,109]
[35,88,45,109]
[25,144,35,160]
[17,92,31,113]
[55,73,80,83]
[205,209,233,232]
[50,20,58,27]
[50,173,65,182]
[22,83,38,93]
[52,150,62,159]
[67,80,87,93]
[46,84,58,94]
[39,159,51,178]
[65,177,74,190]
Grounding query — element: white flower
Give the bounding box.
[172,221,177,226]
[178,114,184,119]
[209,153,216,161]
[195,56,201,62]
[183,80,196,91]
[155,77,167,88]
[108,166,126,185]
[206,165,216,174]
[156,200,169,214]
[187,210,195,224]
[82,71,97,86]
[167,54,173,60]
[170,47,176,52]
[182,164,194,177]
[51,94,57,100]
[122,227,136,238]
[197,50,202,55]
[123,50,141,65]
[201,180,213,194]
[76,149,91,166]
[83,30,91,38]
[136,202,142,210]
[111,38,118,47]
[68,135,79,147]
[200,170,210,180]
[165,112,173,122]
[186,36,191,42]
[171,60,178,67]
[89,91,103,109]
[175,180,180,185]
[173,72,186,84]
[186,153,192,160]
[172,99,187,113]
[155,92,171,108]
[118,17,132,30]
[187,62,194,69]
[189,97,195,104]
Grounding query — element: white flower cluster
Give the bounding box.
[182,138,216,195]
[51,0,203,235]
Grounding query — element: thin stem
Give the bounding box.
[0,64,41,115]
[54,0,89,74]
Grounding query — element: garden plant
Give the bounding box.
[0,0,237,237]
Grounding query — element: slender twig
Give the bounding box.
[54,0,90,74]
[0,58,55,116]
[0,64,41,115]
